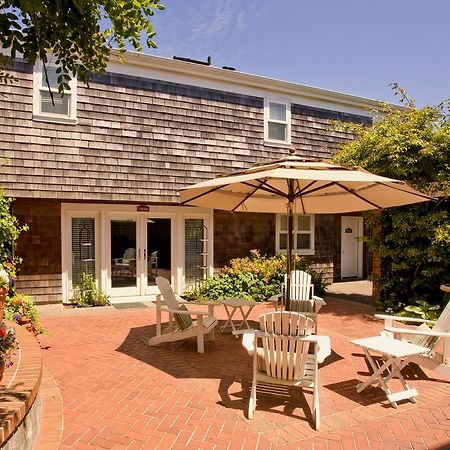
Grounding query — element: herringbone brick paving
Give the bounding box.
[36,298,450,449]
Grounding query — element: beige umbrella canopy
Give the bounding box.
[179,150,433,309]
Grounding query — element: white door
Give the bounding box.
[108,215,174,298]
[109,217,141,297]
[341,216,363,279]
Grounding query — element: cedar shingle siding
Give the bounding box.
[0,58,371,303]
[1,61,370,201]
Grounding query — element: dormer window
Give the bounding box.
[33,61,77,123]
[264,99,291,146]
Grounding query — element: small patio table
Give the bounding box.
[351,335,429,408]
[220,298,256,335]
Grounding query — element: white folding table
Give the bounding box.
[351,335,429,408]
[220,298,256,335]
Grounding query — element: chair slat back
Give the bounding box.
[156,276,193,330]
[284,270,314,312]
[434,299,450,333]
[410,300,450,352]
[259,311,313,381]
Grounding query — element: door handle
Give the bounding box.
[144,249,147,260]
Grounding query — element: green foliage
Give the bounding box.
[333,86,450,310]
[0,192,28,263]
[0,0,165,89]
[184,250,328,302]
[72,272,109,307]
[5,293,45,335]
[333,90,450,195]
[403,299,441,321]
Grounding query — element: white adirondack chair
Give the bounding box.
[269,270,326,331]
[376,286,450,377]
[147,276,218,353]
[240,311,331,429]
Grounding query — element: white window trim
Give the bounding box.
[264,98,291,147]
[33,60,77,124]
[275,214,315,256]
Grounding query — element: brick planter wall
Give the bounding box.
[0,322,42,447]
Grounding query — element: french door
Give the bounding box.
[108,215,173,298]
[62,204,213,303]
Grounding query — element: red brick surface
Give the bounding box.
[36,298,450,449]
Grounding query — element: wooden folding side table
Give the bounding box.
[220,298,256,335]
[351,335,429,408]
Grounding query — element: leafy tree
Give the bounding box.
[0,191,27,262]
[333,86,450,310]
[0,0,164,89]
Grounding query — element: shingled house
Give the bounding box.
[0,52,374,304]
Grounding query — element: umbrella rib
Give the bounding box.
[335,182,382,209]
[242,181,288,198]
[296,181,336,197]
[179,184,224,205]
[377,182,433,200]
[297,180,318,195]
[231,180,268,212]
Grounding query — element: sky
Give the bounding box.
[143,0,450,107]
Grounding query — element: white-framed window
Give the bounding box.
[276,214,315,255]
[33,61,77,123]
[264,98,291,146]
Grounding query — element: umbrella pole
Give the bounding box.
[286,200,294,311]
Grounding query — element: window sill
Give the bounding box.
[263,140,292,149]
[33,114,77,125]
[278,250,315,256]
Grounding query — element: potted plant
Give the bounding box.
[0,268,9,321]
[0,321,18,381]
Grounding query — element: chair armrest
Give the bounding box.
[177,299,221,307]
[160,306,211,316]
[312,295,326,306]
[268,294,283,303]
[385,325,450,338]
[375,313,436,325]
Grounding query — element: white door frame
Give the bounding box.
[341,216,364,279]
[61,203,214,303]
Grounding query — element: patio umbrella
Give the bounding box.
[179,149,433,309]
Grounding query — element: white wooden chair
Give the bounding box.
[239,311,331,429]
[269,270,326,331]
[148,251,158,279]
[376,286,450,377]
[146,276,218,353]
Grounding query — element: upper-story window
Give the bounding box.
[33,61,77,123]
[276,214,315,255]
[264,99,291,146]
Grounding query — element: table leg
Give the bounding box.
[357,349,418,408]
[381,356,417,403]
[238,305,254,330]
[221,305,235,333]
[357,350,398,407]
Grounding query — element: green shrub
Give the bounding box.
[71,272,109,307]
[184,250,328,302]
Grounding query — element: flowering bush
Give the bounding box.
[0,321,18,367]
[0,268,9,290]
[5,294,45,335]
[184,250,328,302]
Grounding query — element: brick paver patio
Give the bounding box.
[35,297,450,449]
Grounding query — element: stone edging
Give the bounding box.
[0,321,42,445]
